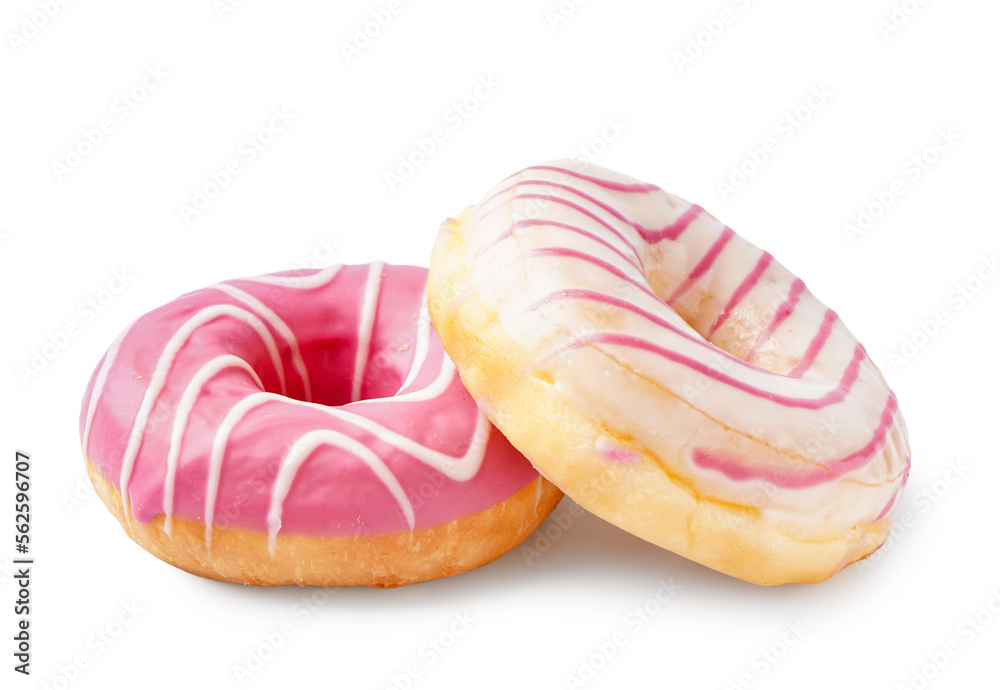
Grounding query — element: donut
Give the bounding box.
[80,263,562,587]
[428,160,911,585]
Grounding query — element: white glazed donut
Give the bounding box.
[428,160,911,585]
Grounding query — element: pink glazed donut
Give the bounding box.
[80,263,561,587]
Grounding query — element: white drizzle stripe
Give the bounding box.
[267,430,415,555]
[82,318,137,456]
[212,283,313,402]
[118,305,286,523]
[205,392,284,551]
[163,355,262,537]
[397,280,432,393]
[328,403,493,481]
[351,261,385,402]
[239,264,344,289]
[353,352,456,405]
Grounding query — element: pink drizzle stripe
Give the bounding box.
[523,165,661,193]
[709,252,774,336]
[637,204,702,244]
[525,181,638,229]
[480,180,700,246]
[531,288,761,372]
[515,219,643,269]
[528,248,659,302]
[576,332,866,410]
[749,279,806,356]
[667,227,736,302]
[507,193,636,247]
[538,180,697,244]
[692,395,899,488]
[787,308,838,378]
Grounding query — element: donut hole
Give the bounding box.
[255,335,412,407]
[235,327,417,408]
[217,264,428,407]
[636,246,784,374]
[204,324,357,407]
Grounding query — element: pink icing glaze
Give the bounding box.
[79,264,540,543]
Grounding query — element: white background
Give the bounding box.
[2,1,998,688]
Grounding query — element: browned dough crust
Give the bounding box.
[87,459,563,588]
